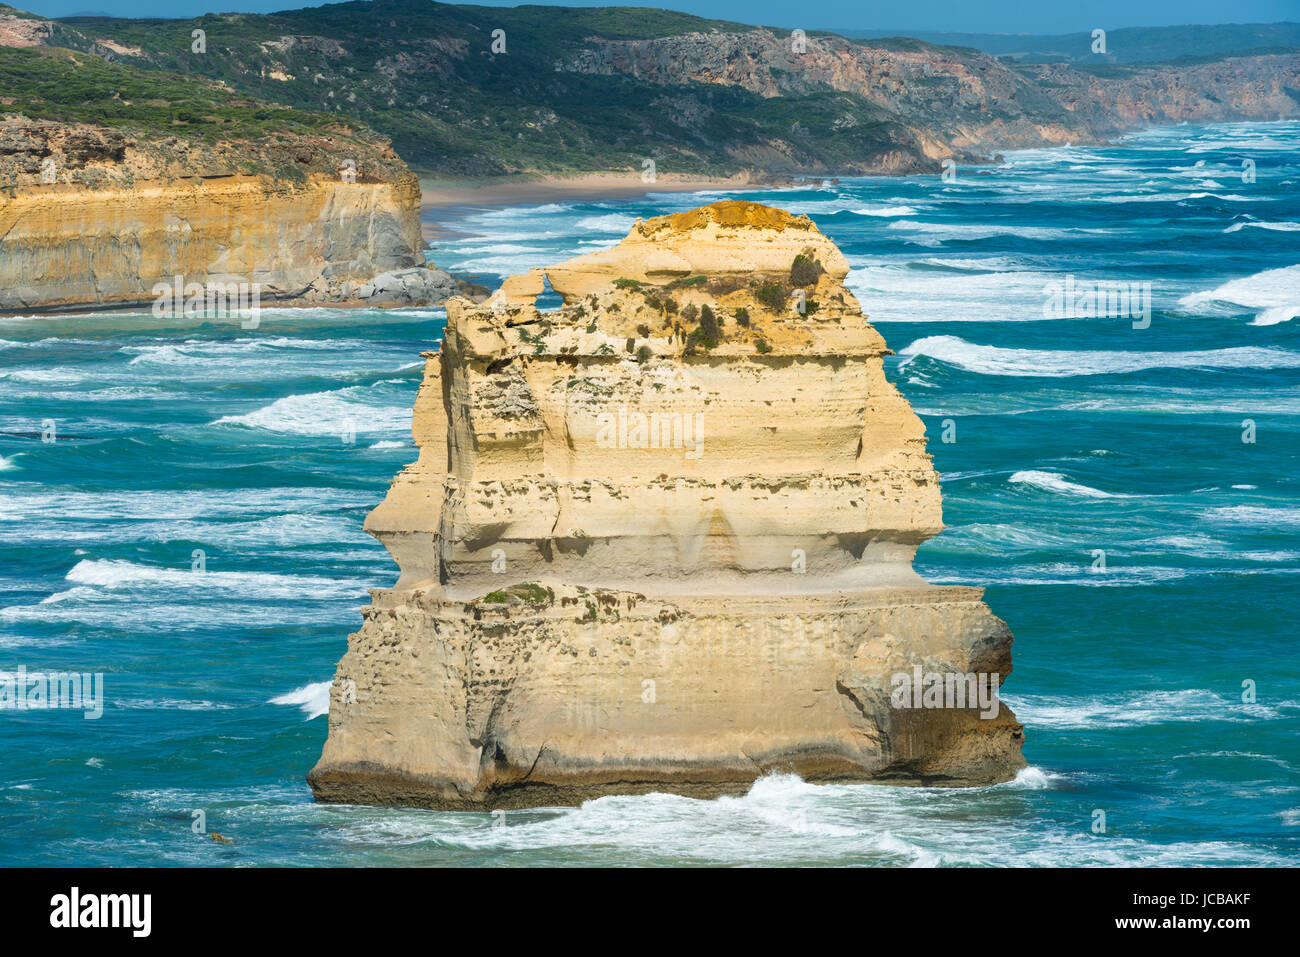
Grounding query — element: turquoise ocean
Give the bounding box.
[1,122,1296,866]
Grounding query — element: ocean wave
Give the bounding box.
[574,213,637,232]
[885,220,1099,244]
[1178,264,1300,325]
[923,564,1197,587]
[0,599,361,629]
[1086,190,1260,204]
[846,265,1056,322]
[897,335,1300,376]
[114,698,236,711]
[60,558,366,601]
[269,680,332,720]
[126,344,207,367]
[1223,220,1300,233]
[931,522,1086,551]
[0,368,88,384]
[790,198,922,217]
[213,387,412,436]
[1008,470,1116,498]
[0,485,372,522]
[1003,766,1069,789]
[1003,689,1285,729]
[1203,505,1300,528]
[852,204,918,216]
[479,202,570,217]
[364,769,1290,867]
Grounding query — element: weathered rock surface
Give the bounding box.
[0,119,477,313]
[309,201,1025,810]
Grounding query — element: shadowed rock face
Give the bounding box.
[308,200,1025,810]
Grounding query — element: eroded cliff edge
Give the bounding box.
[0,43,478,314]
[308,201,1025,809]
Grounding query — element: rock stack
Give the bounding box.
[308,200,1024,809]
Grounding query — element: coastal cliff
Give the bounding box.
[308,201,1025,809]
[0,44,474,314]
[17,4,1298,178]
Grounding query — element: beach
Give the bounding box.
[419,170,774,240]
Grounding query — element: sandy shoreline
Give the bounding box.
[418,171,775,240]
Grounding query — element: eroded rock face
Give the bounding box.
[0,119,477,314]
[308,200,1025,809]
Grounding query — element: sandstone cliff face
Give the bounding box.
[0,118,468,313]
[309,201,1025,809]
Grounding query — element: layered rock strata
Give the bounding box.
[309,201,1025,809]
[0,119,474,313]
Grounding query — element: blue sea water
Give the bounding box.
[1,121,1297,866]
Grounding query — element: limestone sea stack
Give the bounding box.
[308,200,1025,809]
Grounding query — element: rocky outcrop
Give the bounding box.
[0,118,476,314]
[308,201,1025,810]
[18,4,1297,178]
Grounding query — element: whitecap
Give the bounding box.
[1008,470,1116,498]
[1178,264,1300,325]
[1002,689,1280,729]
[897,335,1300,376]
[1223,220,1300,234]
[269,681,332,720]
[59,558,368,601]
[213,388,412,436]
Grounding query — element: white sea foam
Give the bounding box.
[115,698,236,711]
[924,563,1198,586]
[340,769,1292,867]
[60,558,367,601]
[846,264,1058,322]
[788,198,922,217]
[0,599,360,629]
[479,202,570,217]
[1003,689,1283,729]
[575,213,637,232]
[1004,766,1068,789]
[852,204,918,216]
[1223,220,1300,233]
[0,485,371,522]
[885,220,1099,244]
[270,681,332,720]
[127,343,206,366]
[1178,264,1300,325]
[897,335,1300,376]
[1008,470,1116,498]
[1203,505,1300,527]
[931,522,1083,551]
[214,388,412,436]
